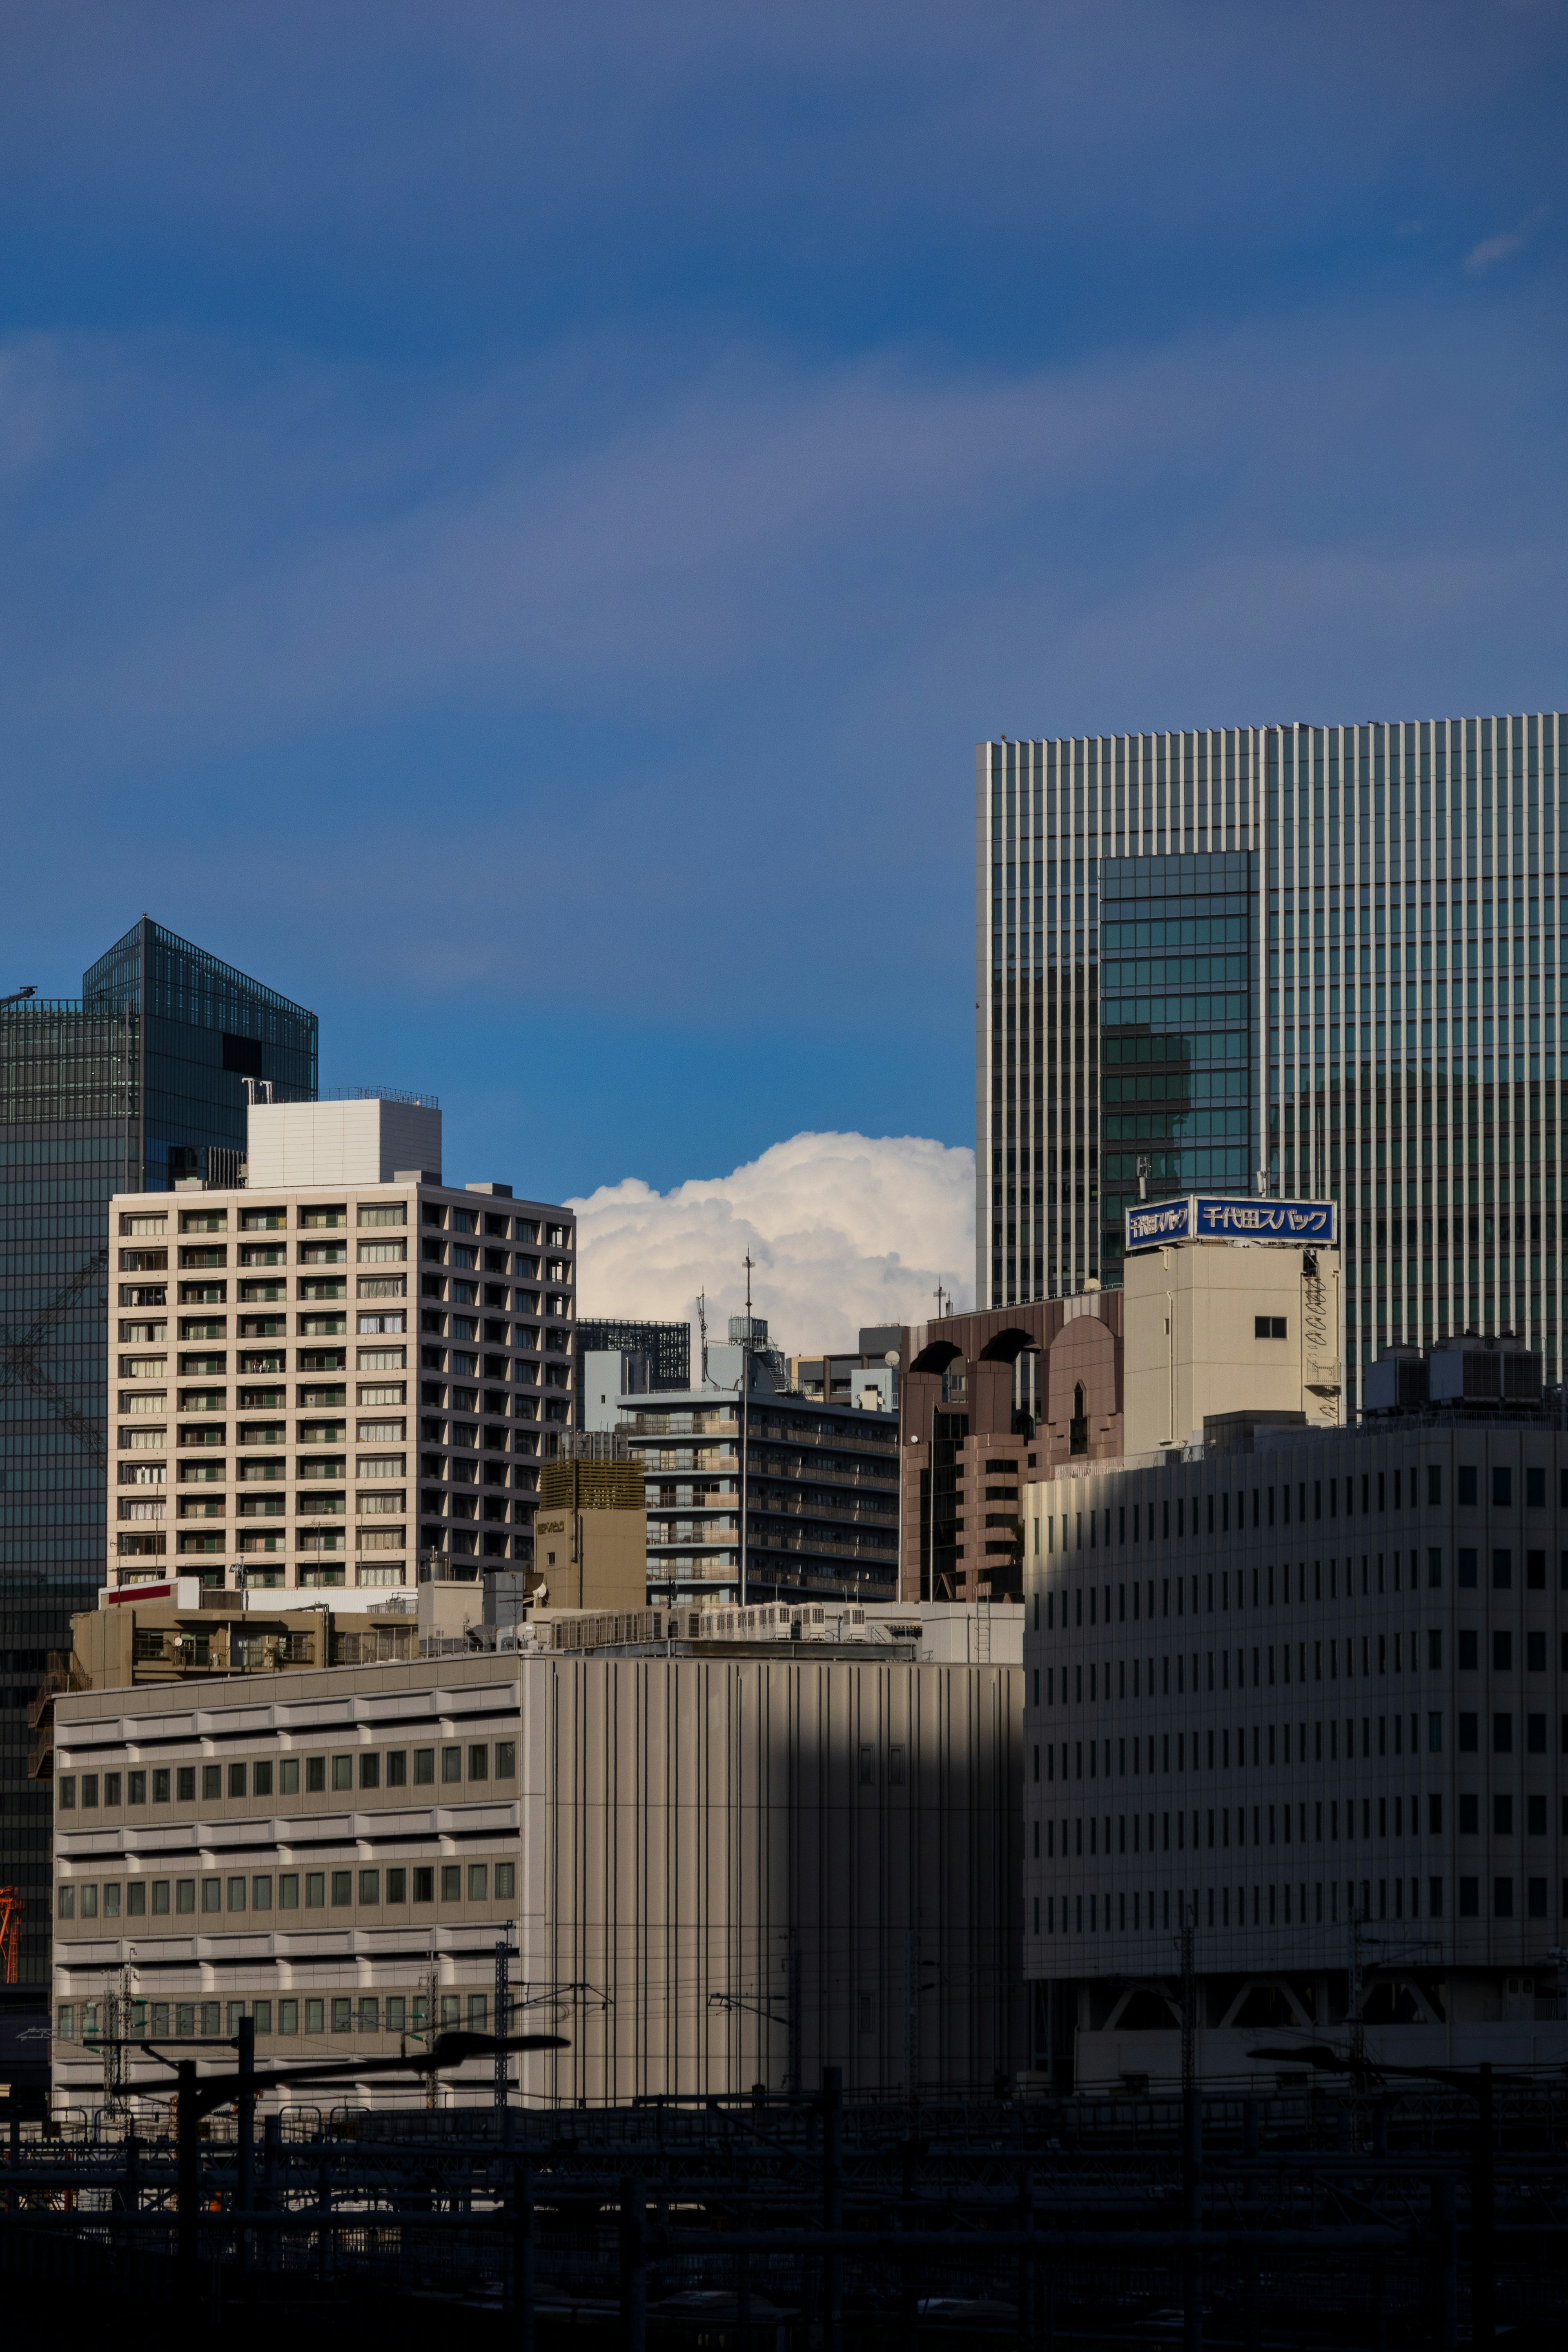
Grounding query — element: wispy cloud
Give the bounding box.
[1464,205,1550,272]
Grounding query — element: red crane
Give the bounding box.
[0,1887,22,1984]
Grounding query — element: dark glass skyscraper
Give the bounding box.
[978,714,1566,1407]
[0,919,315,1978]
[1097,850,1259,1282]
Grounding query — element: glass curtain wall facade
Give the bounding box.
[0,921,315,1980]
[1098,851,1258,1283]
[978,714,1566,1403]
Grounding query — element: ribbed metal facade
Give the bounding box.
[978,716,1568,1408]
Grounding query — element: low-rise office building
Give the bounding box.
[109,1097,574,1600]
[52,1635,1020,2113]
[1022,1376,1568,2090]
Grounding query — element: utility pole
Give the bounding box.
[494,1936,512,2110]
[1347,1904,1365,2134]
[1180,1901,1196,2096]
[424,1956,440,2111]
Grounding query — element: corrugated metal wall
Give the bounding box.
[518,1654,1022,2103]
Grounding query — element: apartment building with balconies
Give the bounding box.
[108,1097,574,1599]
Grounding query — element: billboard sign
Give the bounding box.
[1126,1196,1337,1251]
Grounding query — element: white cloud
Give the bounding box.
[570,1130,974,1358]
[1463,206,1548,273]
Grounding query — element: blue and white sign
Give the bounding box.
[1125,1196,1196,1248]
[1126,1196,1336,1251]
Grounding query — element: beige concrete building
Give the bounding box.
[109,1097,574,1601]
[531,1448,647,1612]
[1123,1229,1342,1455]
[51,1637,1021,2114]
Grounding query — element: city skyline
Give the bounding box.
[0,9,1562,1200]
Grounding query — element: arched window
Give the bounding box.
[1070,1381,1088,1457]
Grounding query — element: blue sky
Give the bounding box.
[2,0,1565,1209]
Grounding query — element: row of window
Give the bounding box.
[58,1991,497,2042]
[57,1740,514,1810]
[1034,1626,1568,1704]
[121,1203,560,1244]
[1030,1711,1567,1782]
[1032,1549,1568,1624]
[1033,1788,1568,1860]
[1039,1462,1568,1555]
[1031,1875,1568,1936]
[58,1860,514,1918]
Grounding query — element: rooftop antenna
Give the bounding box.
[933,1282,949,1321]
[696,1289,708,1384]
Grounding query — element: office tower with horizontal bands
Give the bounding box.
[978,717,1568,1408]
[0,918,315,1981]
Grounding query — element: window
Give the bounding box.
[152,1881,170,1913]
[414,1748,435,1785]
[1494,1877,1514,1918]
[858,1744,874,1785]
[1459,1876,1479,1917]
[387,1867,407,1904]
[1492,1466,1512,1507]
[128,1771,146,1804]
[441,1864,461,1902]
[305,1873,325,1908]
[386,1750,407,1786]
[441,1746,461,1783]
[1459,1548,1478,1587]
[330,1871,352,1906]
[1527,1713,1547,1754]
[1493,1550,1512,1590]
[1428,1466,1442,1506]
[1459,1631,1478,1670]
[1254,1316,1287,1339]
[413,1866,434,1902]
[332,1997,352,2033]
[1494,1713,1513,1755]
[468,1744,488,1781]
[1458,1466,1478,1505]
[1528,1631,1547,1673]
[1528,1795,1547,1836]
[306,1755,325,1793]
[58,1776,76,1810]
[359,1753,380,1789]
[1527,1466,1546,1507]
[468,1863,489,1900]
[495,1861,516,1898]
[153,1768,171,1803]
[495,1741,515,1779]
[127,1882,146,1916]
[176,1880,196,1913]
[1494,1631,1513,1671]
[305,1999,325,2034]
[57,1885,74,1918]
[332,1755,352,1791]
[1494,1795,1513,1835]
[202,1879,221,1913]
[280,1758,299,1795]
[228,1762,246,1799]
[359,1869,380,1904]
[203,1764,221,1800]
[1459,1713,1479,1752]
[252,1875,272,1910]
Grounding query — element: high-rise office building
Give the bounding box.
[0,918,316,1980]
[977,716,1567,1406]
